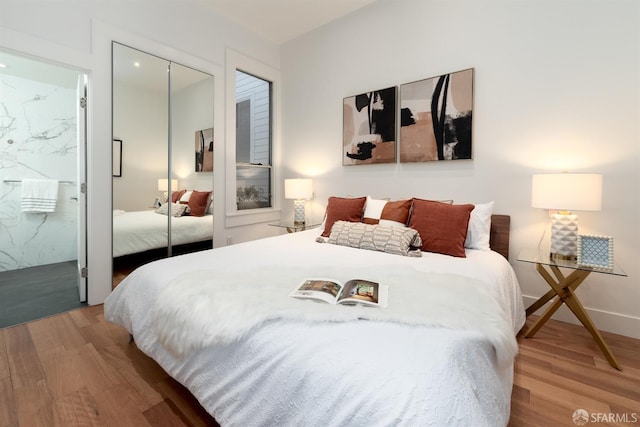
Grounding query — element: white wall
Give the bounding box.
[172,77,215,192]
[113,79,168,211]
[1,0,280,304]
[280,0,640,338]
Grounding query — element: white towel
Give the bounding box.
[21,179,59,213]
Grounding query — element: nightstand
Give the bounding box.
[518,248,627,370]
[269,222,321,233]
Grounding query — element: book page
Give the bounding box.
[289,279,343,304]
[337,279,387,308]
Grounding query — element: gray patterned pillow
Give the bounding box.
[155,202,188,217]
[327,220,422,257]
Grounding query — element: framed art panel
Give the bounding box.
[577,234,614,270]
[113,139,122,177]
[399,68,473,162]
[343,86,397,166]
[195,128,214,172]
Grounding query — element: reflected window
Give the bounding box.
[235,70,271,210]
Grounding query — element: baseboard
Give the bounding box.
[522,295,640,340]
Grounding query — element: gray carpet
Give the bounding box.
[0,261,87,329]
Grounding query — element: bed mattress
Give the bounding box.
[112,210,213,257]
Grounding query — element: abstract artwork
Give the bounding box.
[399,68,473,162]
[343,86,397,166]
[195,128,213,172]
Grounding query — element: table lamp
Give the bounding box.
[158,178,178,201]
[284,178,313,226]
[531,173,602,260]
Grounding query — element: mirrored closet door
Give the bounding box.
[112,43,214,282]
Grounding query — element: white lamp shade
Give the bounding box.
[157,178,178,192]
[284,178,312,200]
[531,173,602,211]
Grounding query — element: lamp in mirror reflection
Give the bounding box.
[284,178,313,226]
[158,178,178,202]
[531,172,602,260]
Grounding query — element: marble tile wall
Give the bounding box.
[0,74,78,271]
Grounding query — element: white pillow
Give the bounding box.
[363,196,388,221]
[465,201,494,251]
[179,190,193,202]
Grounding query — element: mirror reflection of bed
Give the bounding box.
[112,43,214,287]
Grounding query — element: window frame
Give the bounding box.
[225,49,281,227]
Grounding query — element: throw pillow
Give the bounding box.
[155,202,188,217]
[327,221,422,257]
[188,190,211,217]
[321,196,366,237]
[408,199,474,257]
[170,190,186,203]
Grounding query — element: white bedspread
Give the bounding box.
[105,229,526,427]
[153,267,517,368]
[112,210,213,257]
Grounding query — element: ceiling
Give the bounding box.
[2,1,377,93]
[200,0,377,44]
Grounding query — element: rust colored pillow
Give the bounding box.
[170,190,186,203]
[363,196,412,227]
[321,196,366,237]
[408,199,474,257]
[188,190,211,217]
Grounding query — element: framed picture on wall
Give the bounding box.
[195,128,214,172]
[113,139,122,177]
[399,68,474,162]
[343,86,397,166]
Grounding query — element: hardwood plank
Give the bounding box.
[0,376,17,426]
[0,330,9,380]
[13,379,53,424]
[92,383,152,426]
[40,343,123,400]
[8,351,45,391]
[67,308,93,329]
[144,399,194,427]
[3,323,36,356]
[51,387,101,427]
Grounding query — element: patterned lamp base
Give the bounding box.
[293,199,306,226]
[550,212,578,260]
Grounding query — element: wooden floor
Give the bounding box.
[1,307,638,427]
[510,317,640,427]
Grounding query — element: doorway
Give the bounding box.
[0,50,87,328]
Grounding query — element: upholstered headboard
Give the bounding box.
[489,214,510,260]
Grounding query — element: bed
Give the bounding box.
[105,197,525,427]
[112,209,213,257]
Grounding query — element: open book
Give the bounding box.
[289,278,388,308]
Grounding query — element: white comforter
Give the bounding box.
[105,229,526,427]
[112,210,213,257]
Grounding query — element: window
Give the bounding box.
[235,70,272,210]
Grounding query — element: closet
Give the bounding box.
[112,42,214,276]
